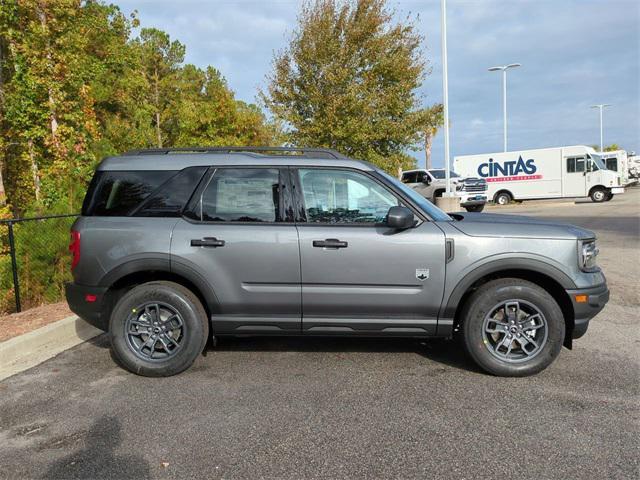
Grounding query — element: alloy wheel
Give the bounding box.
[125,302,185,361]
[481,300,548,363]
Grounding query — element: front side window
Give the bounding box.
[567,157,585,173]
[200,168,280,222]
[297,169,399,224]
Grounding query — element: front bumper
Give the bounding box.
[65,282,109,331]
[458,193,487,206]
[566,283,609,339]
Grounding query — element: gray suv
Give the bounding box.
[66,147,609,377]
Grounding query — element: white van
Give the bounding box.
[598,150,630,185]
[455,145,624,204]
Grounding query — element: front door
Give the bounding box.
[563,156,587,197]
[171,167,301,334]
[292,167,446,336]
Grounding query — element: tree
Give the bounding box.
[422,103,443,169]
[261,0,435,174]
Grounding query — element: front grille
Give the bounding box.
[463,183,487,192]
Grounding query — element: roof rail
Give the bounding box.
[122,146,348,159]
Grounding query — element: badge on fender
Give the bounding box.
[416,269,429,281]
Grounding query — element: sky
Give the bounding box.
[117,0,640,168]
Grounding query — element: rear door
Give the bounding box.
[170,167,301,334]
[292,167,446,336]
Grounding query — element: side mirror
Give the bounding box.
[422,176,431,185]
[386,206,415,230]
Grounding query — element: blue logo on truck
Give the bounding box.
[477,156,537,178]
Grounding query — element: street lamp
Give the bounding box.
[590,104,611,152]
[441,0,453,197]
[488,63,521,152]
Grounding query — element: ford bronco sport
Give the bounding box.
[66,147,609,377]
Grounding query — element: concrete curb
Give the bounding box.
[0,315,103,381]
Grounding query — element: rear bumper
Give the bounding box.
[65,283,109,332]
[566,283,609,339]
[610,187,625,194]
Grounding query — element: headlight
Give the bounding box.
[456,183,464,191]
[579,239,599,271]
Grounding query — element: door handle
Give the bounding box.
[313,238,348,249]
[191,237,225,248]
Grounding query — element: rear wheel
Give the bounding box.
[494,192,512,205]
[465,204,485,212]
[604,192,614,201]
[461,278,565,376]
[590,187,607,203]
[109,281,209,377]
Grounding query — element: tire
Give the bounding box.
[590,187,607,203]
[604,192,614,201]
[465,204,485,213]
[109,281,209,377]
[494,192,512,205]
[461,278,565,377]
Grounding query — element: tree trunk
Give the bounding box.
[28,139,41,203]
[154,67,162,147]
[38,7,59,140]
[0,38,5,205]
[425,130,433,170]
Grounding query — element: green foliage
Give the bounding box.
[0,0,278,216]
[261,0,438,173]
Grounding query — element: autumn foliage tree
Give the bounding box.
[262,0,438,174]
[0,0,277,216]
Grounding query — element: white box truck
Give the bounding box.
[598,149,630,185]
[454,145,625,205]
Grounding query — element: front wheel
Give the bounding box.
[465,204,485,213]
[461,278,565,377]
[604,192,614,201]
[590,187,608,203]
[109,281,209,377]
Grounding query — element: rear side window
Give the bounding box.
[401,172,417,183]
[135,167,207,217]
[199,168,281,222]
[83,171,175,216]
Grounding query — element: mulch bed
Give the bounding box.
[0,302,73,343]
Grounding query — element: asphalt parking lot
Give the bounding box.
[1,188,638,480]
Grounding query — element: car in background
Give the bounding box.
[401,168,488,212]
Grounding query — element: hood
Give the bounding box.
[447,212,595,240]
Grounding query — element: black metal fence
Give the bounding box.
[0,214,78,314]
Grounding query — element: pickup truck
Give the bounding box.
[401,168,488,212]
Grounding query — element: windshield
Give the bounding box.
[588,154,606,170]
[375,170,452,221]
[428,170,460,179]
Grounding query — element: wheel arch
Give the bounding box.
[443,260,576,348]
[98,258,218,326]
[493,189,514,203]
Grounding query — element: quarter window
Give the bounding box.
[297,169,399,224]
[200,168,281,222]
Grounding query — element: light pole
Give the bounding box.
[441,0,452,197]
[590,104,611,152]
[488,63,521,152]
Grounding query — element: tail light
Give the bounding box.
[69,230,80,270]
